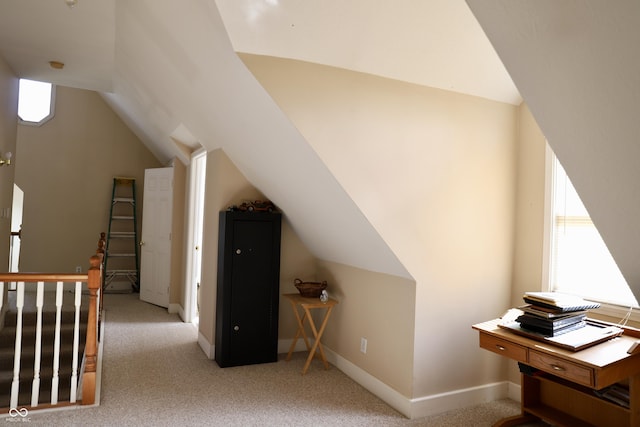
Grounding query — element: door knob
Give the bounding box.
[233,325,240,331]
[139,241,145,246]
[235,249,241,255]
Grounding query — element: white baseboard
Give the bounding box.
[198,332,215,359]
[169,303,183,318]
[323,347,515,419]
[508,381,521,402]
[408,381,512,419]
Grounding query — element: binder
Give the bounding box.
[516,313,586,335]
[523,292,600,312]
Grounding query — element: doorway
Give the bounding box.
[184,149,207,324]
[8,184,24,290]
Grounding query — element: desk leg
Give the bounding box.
[286,301,312,361]
[301,305,334,375]
[490,374,541,427]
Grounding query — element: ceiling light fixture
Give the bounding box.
[49,61,65,70]
[65,0,77,9]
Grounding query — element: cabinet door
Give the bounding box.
[228,219,278,365]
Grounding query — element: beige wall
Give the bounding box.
[507,105,549,382]
[241,54,519,398]
[511,104,547,302]
[0,56,18,268]
[317,260,415,397]
[14,85,162,272]
[198,148,316,347]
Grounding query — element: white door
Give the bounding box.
[140,167,173,308]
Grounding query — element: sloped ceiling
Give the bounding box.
[467,0,640,300]
[0,0,518,279]
[214,0,520,105]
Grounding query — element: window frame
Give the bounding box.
[17,79,56,126]
[542,144,640,323]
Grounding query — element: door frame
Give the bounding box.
[183,148,207,323]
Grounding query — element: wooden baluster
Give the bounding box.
[70,280,82,403]
[10,282,24,409]
[50,281,63,404]
[31,281,44,407]
[82,255,100,405]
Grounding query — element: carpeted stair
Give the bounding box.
[0,306,87,409]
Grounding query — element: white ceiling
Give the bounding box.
[0,0,114,92]
[214,0,521,105]
[0,2,520,157]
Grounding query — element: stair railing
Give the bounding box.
[0,254,102,410]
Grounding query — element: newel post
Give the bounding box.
[82,254,101,405]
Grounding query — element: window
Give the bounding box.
[549,151,639,309]
[18,79,55,125]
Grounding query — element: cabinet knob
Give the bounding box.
[236,249,241,255]
[233,325,240,331]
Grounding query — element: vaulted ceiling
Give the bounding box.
[0,0,519,164]
[2,1,638,300]
[0,0,518,279]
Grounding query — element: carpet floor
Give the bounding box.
[19,293,547,426]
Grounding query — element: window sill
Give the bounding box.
[589,302,640,329]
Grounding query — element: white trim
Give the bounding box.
[198,331,215,359]
[508,382,521,402]
[168,303,183,318]
[541,142,554,291]
[591,303,640,324]
[323,347,513,419]
[182,148,207,324]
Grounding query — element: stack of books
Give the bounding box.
[516,292,601,337]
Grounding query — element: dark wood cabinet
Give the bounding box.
[215,210,282,367]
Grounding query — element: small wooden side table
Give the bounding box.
[283,293,338,374]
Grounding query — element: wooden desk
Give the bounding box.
[283,293,338,375]
[473,319,640,427]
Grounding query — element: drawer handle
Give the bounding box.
[551,364,566,372]
[495,345,506,351]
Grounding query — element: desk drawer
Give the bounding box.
[479,333,527,363]
[529,350,593,387]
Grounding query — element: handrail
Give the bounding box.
[0,251,102,409]
[0,273,89,281]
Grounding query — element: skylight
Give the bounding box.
[18,79,55,124]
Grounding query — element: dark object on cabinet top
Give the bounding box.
[228,200,277,213]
